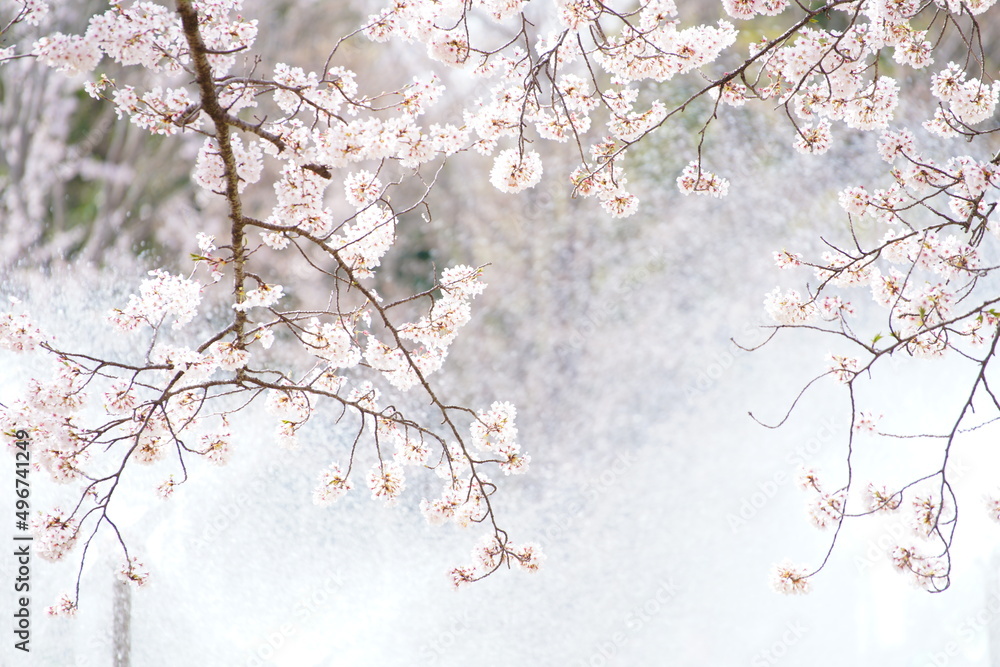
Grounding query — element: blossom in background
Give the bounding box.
[199,431,232,466]
[32,509,79,562]
[233,283,284,312]
[118,556,149,587]
[807,490,846,530]
[471,401,518,452]
[763,287,817,325]
[793,119,832,155]
[853,412,881,435]
[45,594,78,618]
[313,463,353,506]
[770,560,811,595]
[489,149,543,193]
[826,354,859,383]
[676,161,729,198]
[107,269,202,331]
[343,170,383,209]
[367,460,406,502]
[865,484,901,514]
[0,309,44,352]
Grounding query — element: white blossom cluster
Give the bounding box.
[312,463,352,506]
[117,556,150,588]
[0,308,44,353]
[108,269,203,331]
[31,508,79,562]
[449,534,543,589]
[470,401,529,475]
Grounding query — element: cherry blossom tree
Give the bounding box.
[1,0,999,613]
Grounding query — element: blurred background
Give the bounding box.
[3,1,1000,665]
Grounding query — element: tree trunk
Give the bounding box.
[111,577,131,667]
